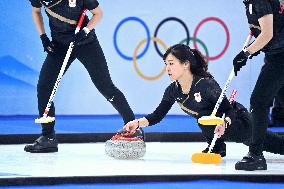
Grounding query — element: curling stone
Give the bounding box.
[105,129,146,159]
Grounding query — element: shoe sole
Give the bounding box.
[25,147,58,153]
[235,164,267,171]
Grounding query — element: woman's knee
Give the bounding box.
[98,83,121,100]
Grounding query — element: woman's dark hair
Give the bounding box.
[163,44,213,78]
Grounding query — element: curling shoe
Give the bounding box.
[24,135,58,153]
[235,152,267,171]
[202,142,226,157]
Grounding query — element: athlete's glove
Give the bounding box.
[40,34,55,55]
[233,50,250,76]
[73,27,93,46]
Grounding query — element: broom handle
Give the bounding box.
[208,89,238,153]
[211,33,253,116]
[42,9,87,118]
[208,131,221,153]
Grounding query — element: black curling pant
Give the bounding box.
[271,90,284,121]
[249,51,284,155]
[37,37,135,137]
[198,107,284,155]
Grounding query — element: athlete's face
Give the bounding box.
[164,53,189,81]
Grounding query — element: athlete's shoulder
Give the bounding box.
[164,81,179,96]
[251,0,270,3]
[29,0,42,8]
[84,0,100,10]
[251,0,272,8]
[162,82,178,102]
[165,81,178,93]
[195,76,218,88]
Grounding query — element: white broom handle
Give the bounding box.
[43,9,87,117]
[44,42,74,113]
[211,33,253,116]
[208,130,222,153]
[209,89,237,153]
[211,69,234,116]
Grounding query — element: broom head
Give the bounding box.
[198,115,224,125]
[191,152,222,164]
[35,116,55,124]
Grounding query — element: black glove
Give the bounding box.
[73,27,93,46]
[40,34,55,55]
[233,50,249,76]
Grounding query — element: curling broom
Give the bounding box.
[35,9,87,124]
[198,33,253,126]
[191,89,237,164]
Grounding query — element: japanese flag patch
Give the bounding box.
[194,92,202,103]
[69,0,76,7]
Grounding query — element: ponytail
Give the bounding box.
[190,49,213,78]
[163,44,213,78]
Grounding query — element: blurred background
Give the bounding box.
[0,0,271,135]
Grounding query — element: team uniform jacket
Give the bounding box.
[244,0,284,54]
[29,0,99,44]
[145,76,236,126]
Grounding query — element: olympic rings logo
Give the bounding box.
[113,16,230,80]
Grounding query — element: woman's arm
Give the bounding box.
[31,6,46,35]
[137,117,149,128]
[86,6,103,31]
[123,117,149,135]
[246,14,273,54]
[123,100,174,134]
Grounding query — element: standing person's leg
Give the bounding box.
[75,37,135,124]
[236,52,284,170]
[223,106,284,155]
[223,108,252,145]
[25,44,75,153]
[271,93,284,126]
[263,131,284,155]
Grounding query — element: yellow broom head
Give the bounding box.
[198,115,224,125]
[191,152,222,164]
[35,116,55,124]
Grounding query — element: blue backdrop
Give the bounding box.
[0,0,264,115]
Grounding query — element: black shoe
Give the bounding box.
[202,142,226,157]
[24,136,58,153]
[235,152,267,171]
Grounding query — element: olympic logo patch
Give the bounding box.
[113,16,230,80]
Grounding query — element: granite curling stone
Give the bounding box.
[105,129,146,159]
